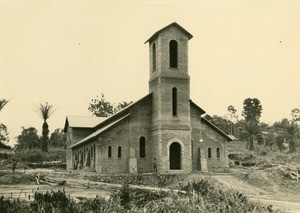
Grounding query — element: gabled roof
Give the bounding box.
[63,116,106,132]
[190,100,206,115]
[201,117,233,141]
[70,114,130,149]
[145,22,193,44]
[68,93,152,148]
[93,93,152,130]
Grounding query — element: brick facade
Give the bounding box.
[64,23,232,174]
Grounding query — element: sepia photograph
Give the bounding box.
[1,0,300,212]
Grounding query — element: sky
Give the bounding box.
[1,0,299,146]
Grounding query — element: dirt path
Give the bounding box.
[212,174,300,213]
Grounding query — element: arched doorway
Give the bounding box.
[169,142,181,170]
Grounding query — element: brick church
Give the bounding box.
[64,23,232,174]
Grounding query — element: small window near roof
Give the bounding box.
[169,40,178,68]
[152,43,156,71]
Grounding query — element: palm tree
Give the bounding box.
[0,99,9,112]
[282,121,299,153]
[241,119,260,150]
[36,102,55,152]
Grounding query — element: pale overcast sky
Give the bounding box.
[1,0,299,146]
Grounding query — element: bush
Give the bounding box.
[30,190,78,213]
[0,180,284,213]
[15,147,65,164]
[0,196,30,213]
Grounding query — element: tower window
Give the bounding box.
[172,87,177,116]
[108,146,112,158]
[216,147,220,159]
[208,147,211,159]
[118,146,122,158]
[169,40,178,68]
[139,137,146,158]
[152,43,156,71]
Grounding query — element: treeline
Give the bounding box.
[15,127,66,151]
[205,98,300,153]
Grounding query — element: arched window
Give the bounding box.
[172,87,177,116]
[152,43,156,71]
[139,137,146,158]
[216,147,220,159]
[169,40,178,68]
[208,147,211,159]
[118,146,122,158]
[108,146,112,158]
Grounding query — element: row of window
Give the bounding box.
[107,137,146,158]
[208,147,221,159]
[152,40,178,70]
[107,146,122,158]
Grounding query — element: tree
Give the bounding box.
[0,99,9,145]
[204,114,230,134]
[49,128,66,148]
[0,123,9,145]
[281,121,299,153]
[226,105,238,135]
[15,126,40,150]
[241,120,260,150]
[114,101,133,113]
[242,98,262,123]
[273,118,299,152]
[291,108,300,122]
[88,93,132,117]
[0,99,9,112]
[36,102,55,152]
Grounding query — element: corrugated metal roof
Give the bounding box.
[70,114,130,149]
[64,116,106,132]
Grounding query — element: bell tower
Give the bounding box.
[145,22,193,173]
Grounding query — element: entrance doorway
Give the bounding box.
[169,142,181,170]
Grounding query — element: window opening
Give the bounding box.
[208,148,212,159]
[118,146,122,158]
[152,43,156,71]
[108,146,112,158]
[172,87,178,116]
[216,147,220,159]
[139,137,146,158]
[169,40,178,68]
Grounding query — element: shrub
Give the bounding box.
[30,190,78,213]
[0,196,30,213]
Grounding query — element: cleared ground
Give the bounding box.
[1,168,300,212]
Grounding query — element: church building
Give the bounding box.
[64,23,232,174]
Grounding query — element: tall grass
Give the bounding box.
[0,180,283,212]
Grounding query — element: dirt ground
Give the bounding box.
[1,169,300,212]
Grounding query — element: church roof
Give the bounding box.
[63,116,106,132]
[93,93,152,130]
[70,114,130,149]
[145,22,193,44]
[68,93,152,148]
[201,117,233,141]
[190,100,206,114]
